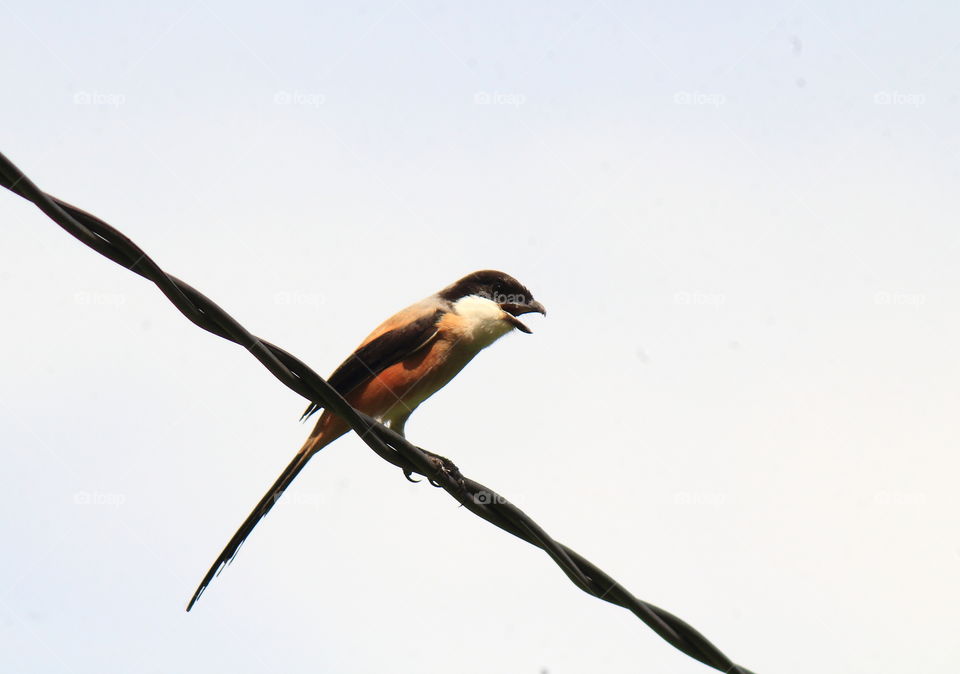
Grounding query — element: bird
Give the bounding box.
[186,270,545,610]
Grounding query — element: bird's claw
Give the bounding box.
[401,450,465,492]
[431,455,466,493]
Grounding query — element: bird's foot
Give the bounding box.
[400,449,464,491]
[425,450,465,491]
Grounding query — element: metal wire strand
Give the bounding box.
[0,150,756,674]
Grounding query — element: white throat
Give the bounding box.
[451,295,513,347]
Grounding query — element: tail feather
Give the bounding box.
[186,427,340,611]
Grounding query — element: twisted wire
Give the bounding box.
[0,150,755,674]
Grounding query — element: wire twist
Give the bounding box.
[0,150,755,674]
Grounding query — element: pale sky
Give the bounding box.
[2,2,959,673]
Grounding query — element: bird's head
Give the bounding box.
[439,270,546,334]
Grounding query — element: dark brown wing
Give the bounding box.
[300,307,444,421]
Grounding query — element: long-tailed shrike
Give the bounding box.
[187,270,545,610]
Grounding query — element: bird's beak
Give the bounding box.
[500,300,546,334]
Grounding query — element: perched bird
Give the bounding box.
[187,270,545,610]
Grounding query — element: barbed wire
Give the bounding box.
[0,150,756,674]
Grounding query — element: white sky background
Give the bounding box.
[1,1,959,672]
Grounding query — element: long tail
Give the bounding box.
[186,420,345,611]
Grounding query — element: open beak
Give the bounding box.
[501,300,546,334]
